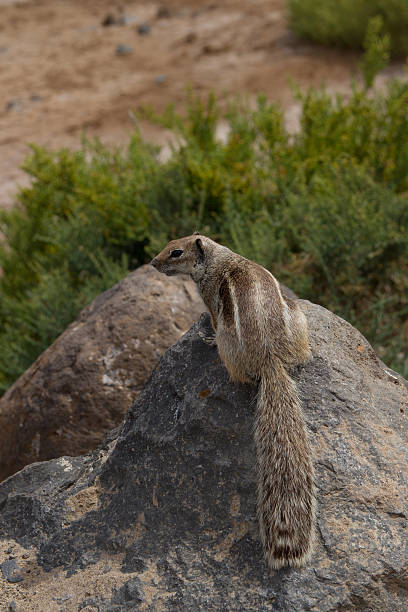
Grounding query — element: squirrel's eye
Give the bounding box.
[170,249,183,258]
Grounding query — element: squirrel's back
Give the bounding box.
[200,254,310,382]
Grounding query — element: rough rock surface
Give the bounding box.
[0,304,407,611]
[0,265,204,481]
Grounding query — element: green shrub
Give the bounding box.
[1,55,408,392]
[288,0,408,58]
[0,252,129,388]
[0,135,154,392]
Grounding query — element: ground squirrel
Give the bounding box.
[151,233,315,569]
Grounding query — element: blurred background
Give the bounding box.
[0,0,407,394]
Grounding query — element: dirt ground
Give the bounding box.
[0,0,399,208]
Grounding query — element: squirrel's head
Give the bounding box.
[151,233,207,279]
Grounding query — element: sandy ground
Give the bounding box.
[0,537,142,612]
[0,0,405,209]
[0,0,366,209]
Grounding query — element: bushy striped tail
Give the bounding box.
[255,360,315,569]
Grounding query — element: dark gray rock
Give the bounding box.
[0,304,407,610]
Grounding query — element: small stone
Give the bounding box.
[119,15,136,26]
[112,578,143,604]
[78,597,99,610]
[1,559,23,583]
[5,99,23,112]
[115,44,133,56]
[125,578,143,602]
[52,595,72,604]
[184,32,197,44]
[137,23,151,35]
[102,12,132,27]
[153,74,167,85]
[156,6,171,19]
[102,14,116,27]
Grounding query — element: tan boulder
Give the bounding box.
[0,265,204,481]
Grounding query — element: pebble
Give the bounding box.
[5,99,24,112]
[115,44,133,56]
[102,12,135,27]
[52,595,72,604]
[154,74,168,85]
[121,15,137,26]
[137,23,151,35]
[102,13,116,27]
[184,32,197,44]
[157,6,171,19]
[1,559,23,583]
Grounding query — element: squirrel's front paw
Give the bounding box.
[198,331,217,347]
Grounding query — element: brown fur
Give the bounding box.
[151,234,315,569]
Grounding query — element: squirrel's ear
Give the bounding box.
[195,237,205,259]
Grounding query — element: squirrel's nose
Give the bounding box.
[151,258,158,268]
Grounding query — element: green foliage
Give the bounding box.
[359,16,390,89]
[1,61,408,392]
[0,253,129,389]
[0,135,154,392]
[288,0,408,58]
